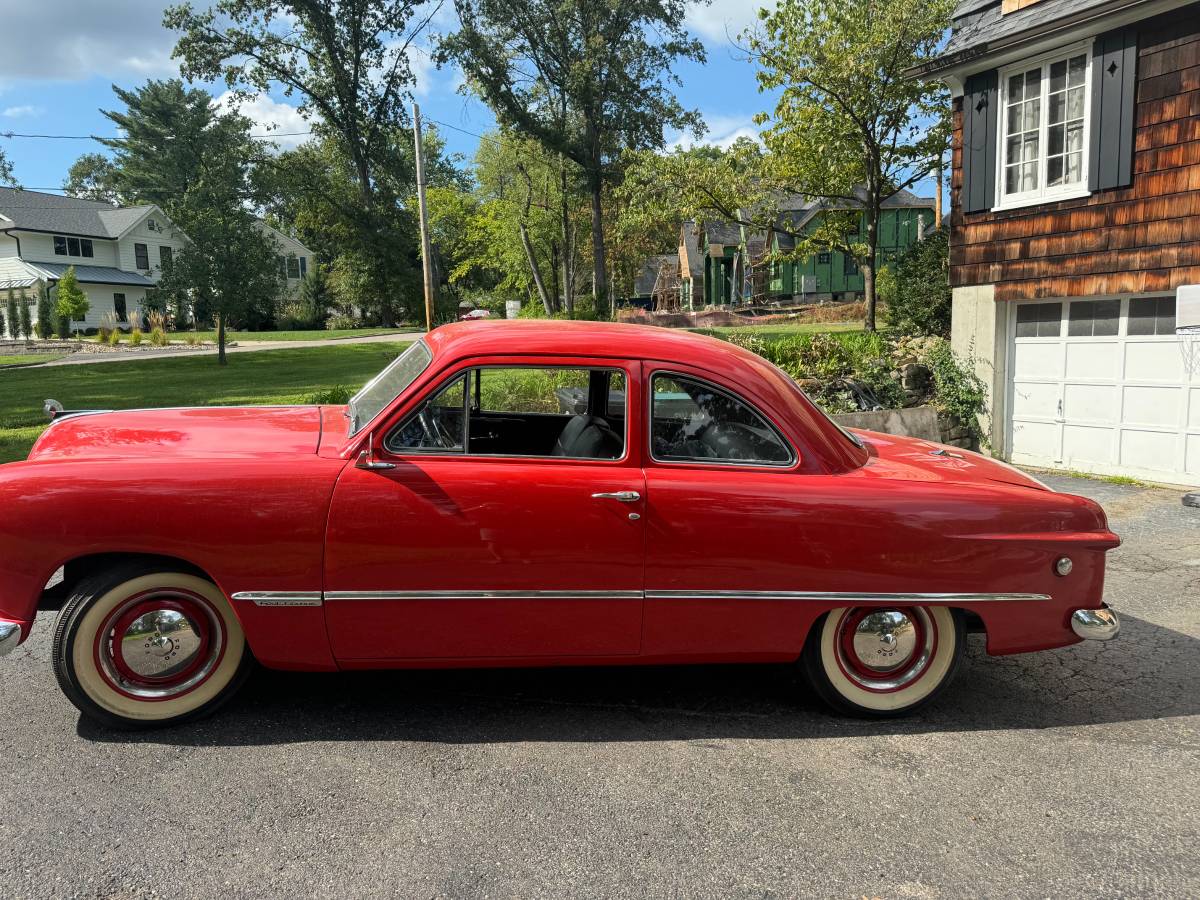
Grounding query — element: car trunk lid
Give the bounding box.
[851,429,1050,491]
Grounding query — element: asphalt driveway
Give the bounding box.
[0,473,1197,898]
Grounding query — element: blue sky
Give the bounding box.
[0,1,781,193]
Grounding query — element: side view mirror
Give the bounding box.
[355,432,396,471]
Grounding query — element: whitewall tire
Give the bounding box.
[801,606,964,717]
[52,564,252,729]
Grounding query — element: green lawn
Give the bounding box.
[0,354,67,367]
[692,321,865,342]
[0,341,411,464]
[82,327,412,344]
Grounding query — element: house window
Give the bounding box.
[278,256,287,277]
[113,293,128,323]
[147,218,158,232]
[67,237,80,256]
[80,239,93,258]
[159,246,173,268]
[286,257,301,279]
[1067,299,1119,336]
[843,254,859,276]
[1015,302,1063,338]
[134,243,149,269]
[999,47,1089,204]
[1128,298,1176,336]
[54,236,67,256]
[817,252,831,265]
[299,256,307,278]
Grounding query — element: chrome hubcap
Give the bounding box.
[836,607,937,693]
[120,609,205,679]
[851,610,918,674]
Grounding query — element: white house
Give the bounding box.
[0,187,315,334]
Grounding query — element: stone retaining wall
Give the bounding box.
[832,406,978,451]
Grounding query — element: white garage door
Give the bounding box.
[1008,296,1200,484]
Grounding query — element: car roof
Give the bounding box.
[424,319,764,371]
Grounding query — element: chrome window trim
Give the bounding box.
[647,370,798,468]
[347,339,433,437]
[643,590,1050,603]
[384,363,631,464]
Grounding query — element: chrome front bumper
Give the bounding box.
[0,621,22,657]
[1071,606,1120,641]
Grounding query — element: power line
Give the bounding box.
[2,129,317,141]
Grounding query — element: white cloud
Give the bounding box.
[0,3,179,80]
[408,46,438,98]
[670,114,761,151]
[2,105,43,118]
[686,0,777,45]
[213,92,314,152]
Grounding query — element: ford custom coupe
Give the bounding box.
[0,321,1120,727]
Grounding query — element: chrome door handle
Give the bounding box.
[591,490,641,503]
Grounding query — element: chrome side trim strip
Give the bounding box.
[231,591,324,607]
[643,590,1051,603]
[323,590,644,601]
[234,589,1051,606]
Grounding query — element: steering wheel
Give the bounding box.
[418,407,454,448]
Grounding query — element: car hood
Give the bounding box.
[27,406,324,461]
[851,428,1050,491]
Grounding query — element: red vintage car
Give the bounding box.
[0,321,1120,728]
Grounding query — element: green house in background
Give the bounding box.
[678,190,936,308]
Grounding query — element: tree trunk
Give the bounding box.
[550,241,561,314]
[861,202,881,332]
[217,313,227,366]
[560,155,574,317]
[587,177,609,318]
[519,222,554,315]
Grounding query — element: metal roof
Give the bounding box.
[0,187,153,238]
[25,261,156,286]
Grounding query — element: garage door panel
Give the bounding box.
[1187,435,1200,476]
[1119,429,1177,472]
[1122,385,1182,428]
[1012,381,1060,418]
[1125,342,1183,382]
[1065,342,1119,379]
[1062,425,1115,464]
[1012,342,1063,378]
[1189,388,1200,429]
[1010,420,1060,460]
[1063,383,1116,423]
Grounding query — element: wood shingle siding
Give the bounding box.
[950,4,1200,301]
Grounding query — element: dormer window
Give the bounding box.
[147,218,158,232]
[997,44,1091,206]
[53,236,94,258]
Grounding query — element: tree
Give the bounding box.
[166,0,439,325]
[886,227,950,337]
[0,147,15,187]
[55,267,89,336]
[5,289,17,340]
[298,264,332,328]
[441,0,706,317]
[63,153,122,203]
[35,282,54,339]
[745,0,953,330]
[98,80,282,363]
[19,293,32,339]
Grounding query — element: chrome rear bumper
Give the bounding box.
[1071,606,1120,641]
[0,621,22,657]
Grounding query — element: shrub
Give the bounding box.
[924,338,989,446]
[886,228,951,337]
[150,328,168,346]
[19,298,32,339]
[325,313,360,330]
[5,288,18,340]
[305,385,354,405]
[146,310,169,346]
[130,327,143,346]
[36,286,54,339]
[108,327,121,346]
[97,311,119,344]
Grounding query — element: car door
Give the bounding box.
[639,364,813,659]
[323,357,646,661]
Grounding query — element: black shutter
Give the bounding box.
[1089,27,1138,192]
[962,69,999,214]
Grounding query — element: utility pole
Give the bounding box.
[413,103,436,331]
[932,160,944,229]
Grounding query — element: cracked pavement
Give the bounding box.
[0,474,1197,897]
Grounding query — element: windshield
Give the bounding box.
[346,340,433,436]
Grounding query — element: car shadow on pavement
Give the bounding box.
[77,612,1200,745]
